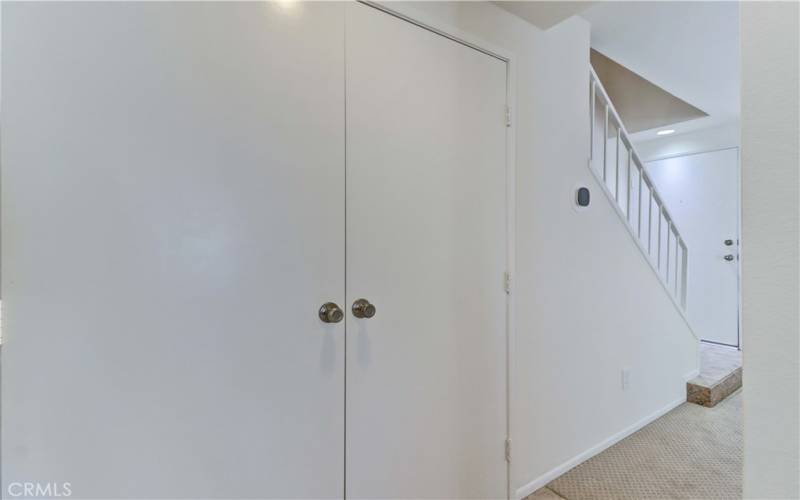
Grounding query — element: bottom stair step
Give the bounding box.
[687,342,742,408]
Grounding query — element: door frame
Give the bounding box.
[356,2,518,497]
[645,146,742,349]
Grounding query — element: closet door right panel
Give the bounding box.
[345,4,509,498]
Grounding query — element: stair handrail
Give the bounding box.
[589,66,689,314]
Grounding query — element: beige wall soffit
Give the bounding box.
[591,49,707,133]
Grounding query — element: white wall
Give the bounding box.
[741,3,800,498]
[388,3,697,496]
[635,121,740,162]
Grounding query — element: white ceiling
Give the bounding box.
[580,1,740,143]
[493,2,593,30]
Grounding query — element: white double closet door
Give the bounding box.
[4,2,507,498]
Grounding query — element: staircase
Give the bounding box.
[588,68,689,317]
[589,68,745,408]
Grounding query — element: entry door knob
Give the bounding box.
[352,298,376,319]
[319,302,344,323]
[724,254,735,261]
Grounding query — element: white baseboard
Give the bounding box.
[514,396,686,499]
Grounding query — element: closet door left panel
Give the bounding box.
[1,3,345,498]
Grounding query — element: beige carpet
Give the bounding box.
[545,390,742,500]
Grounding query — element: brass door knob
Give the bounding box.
[319,302,344,323]
[352,298,376,319]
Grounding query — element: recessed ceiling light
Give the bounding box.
[657,129,675,136]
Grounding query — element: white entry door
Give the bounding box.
[646,148,740,347]
[2,3,345,497]
[345,3,509,498]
